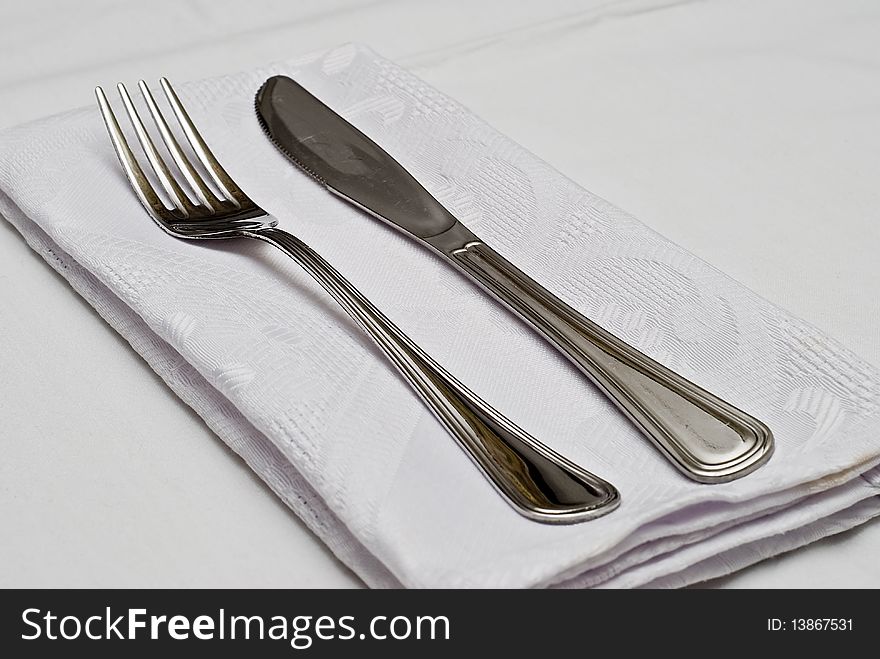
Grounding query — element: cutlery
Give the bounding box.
[94,77,620,524]
[255,75,774,483]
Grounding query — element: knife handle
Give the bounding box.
[251,227,619,523]
[432,224,773,483]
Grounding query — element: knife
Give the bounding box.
[255,75,774,483]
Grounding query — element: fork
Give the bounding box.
[94,78,620,524]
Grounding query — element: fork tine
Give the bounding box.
[95,86,175,223]
[138,80,224,212]
[159,77,249,208]
[116,82,194,217]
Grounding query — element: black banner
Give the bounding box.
[0,589,869,656]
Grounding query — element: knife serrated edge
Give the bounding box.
[254,82,329,188]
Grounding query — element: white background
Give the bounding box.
[1,0,878,587]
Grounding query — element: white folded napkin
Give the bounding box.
[1,43,879,588]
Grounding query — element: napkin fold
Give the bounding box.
[1,43,879,588]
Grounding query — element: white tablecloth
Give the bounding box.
[1,0,878,587]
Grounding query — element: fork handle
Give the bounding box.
[247,227,619,523]
[427,224,773,483]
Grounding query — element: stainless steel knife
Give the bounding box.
[255,75,774,483]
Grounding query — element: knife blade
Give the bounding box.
[255,75,773,483]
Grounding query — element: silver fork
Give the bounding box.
[94,78,620,524]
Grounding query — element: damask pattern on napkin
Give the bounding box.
[1,44,878,587]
